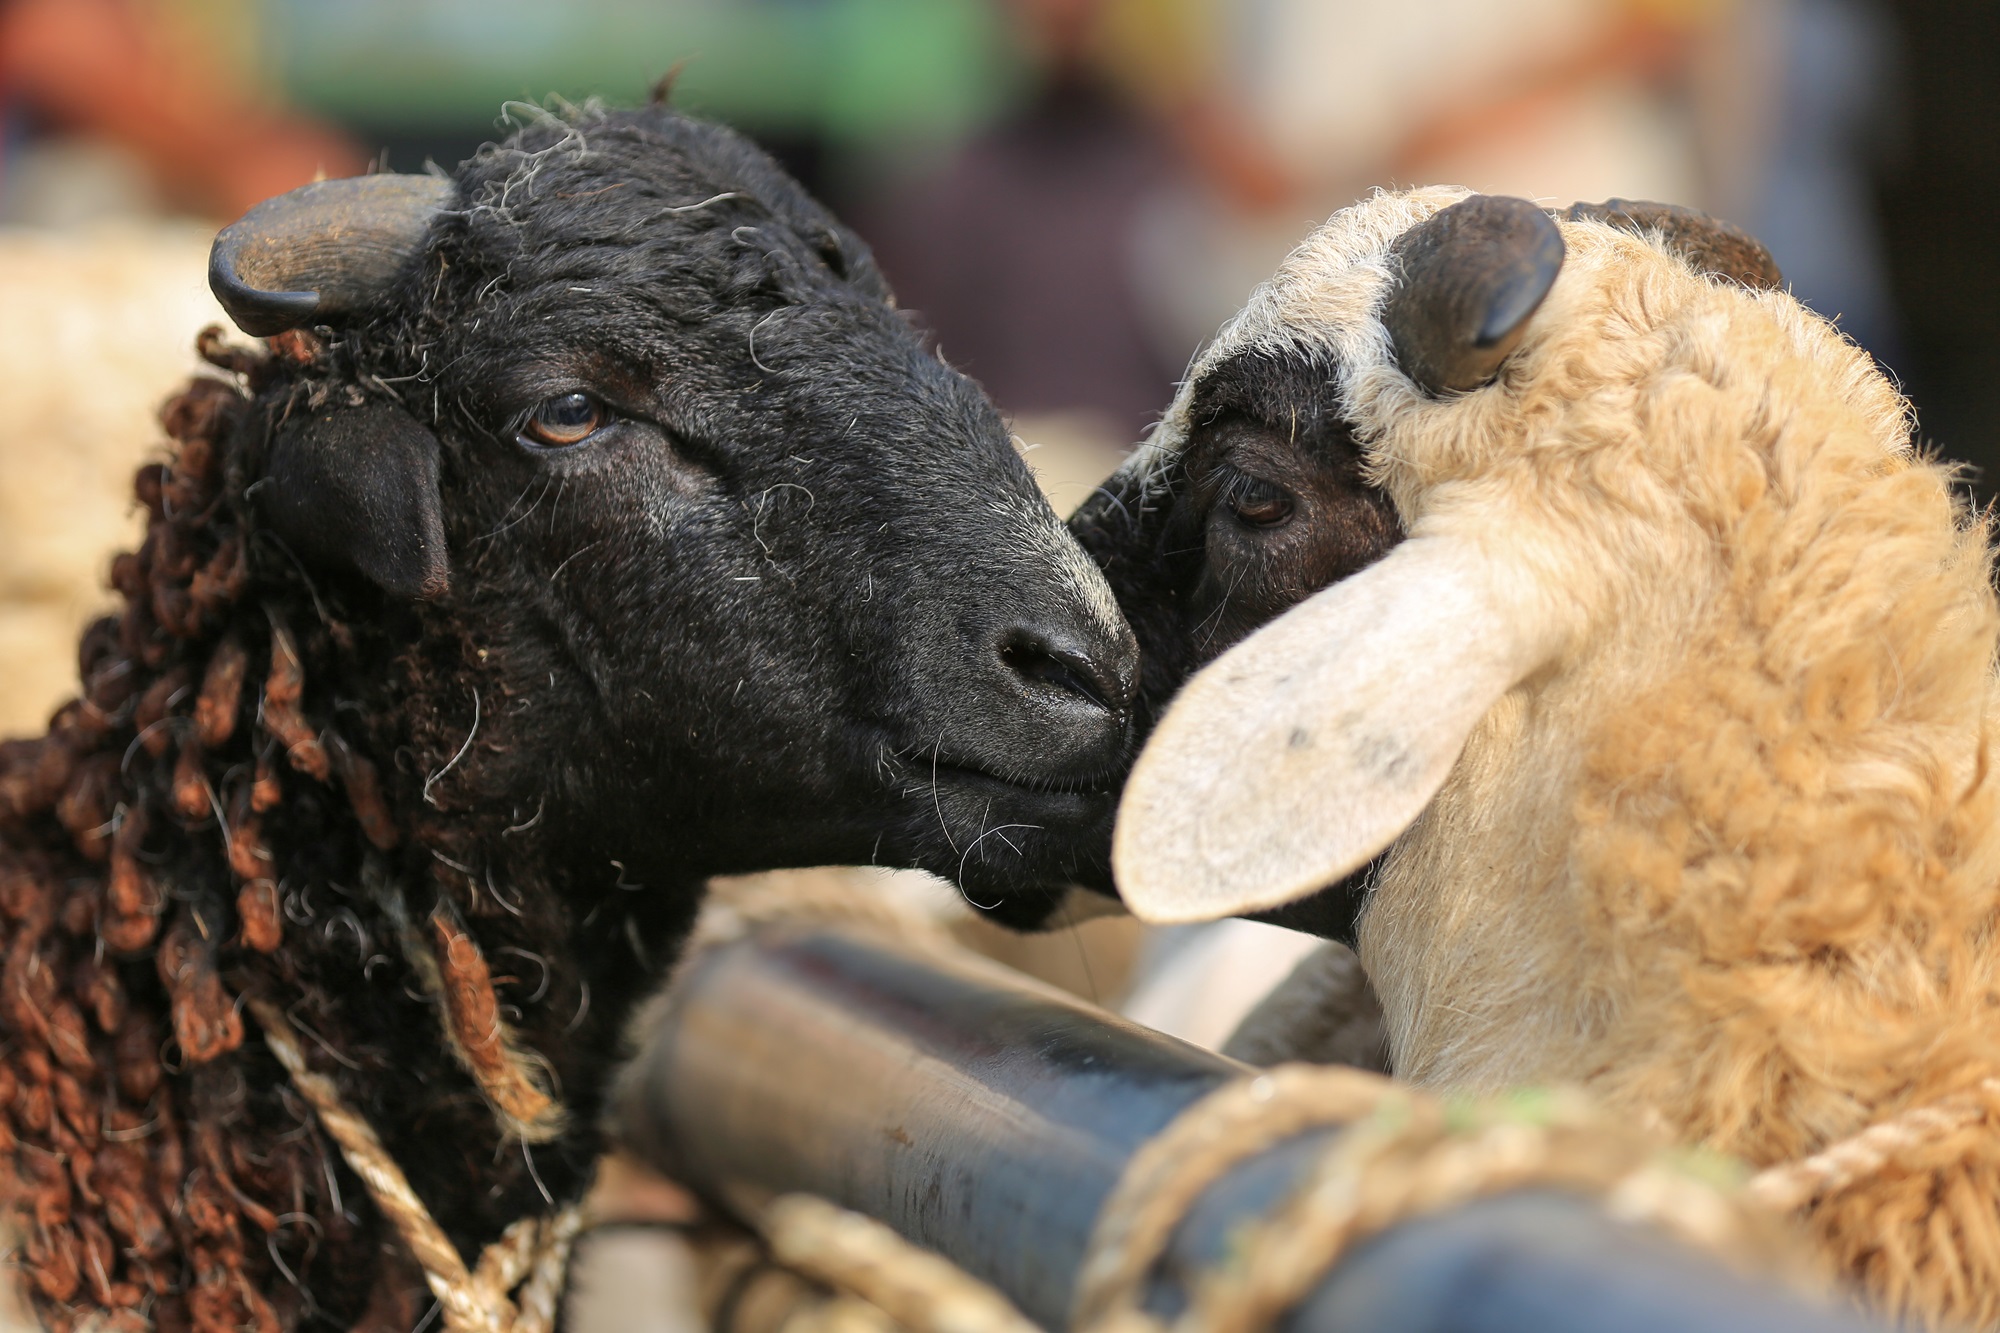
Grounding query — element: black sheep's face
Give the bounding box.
[1064,347,1401,926]
[243,111,1142,912]
[432,116,1141,905]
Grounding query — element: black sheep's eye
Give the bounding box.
[1225,475,1295,528]
[816,232,849,280]
[521,393,608,449]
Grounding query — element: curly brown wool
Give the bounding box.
[0,333,524,1333]
[1,352,308,1333]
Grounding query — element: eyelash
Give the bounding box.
[1218,471,1294,528]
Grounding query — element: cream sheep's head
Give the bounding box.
[1069,188,1939,927]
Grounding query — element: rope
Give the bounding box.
[761,1194,1039,1333]
[1747,1076,2000,1213]
[685,872,960,961]
[1076,1063,2000,1332]
[1071,1066,1392,1331]
[1073,1067,1799,1333]
[248,999,581,1333]
[1186,1088,1785,1333]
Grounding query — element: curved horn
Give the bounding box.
[1383,195,1566,397]
[209,175,454,337]
[1562,199,1781,291]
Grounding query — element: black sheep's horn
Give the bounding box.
[1562,198,1782,291]
[1383,195,1567,397]
[209,174,454,337]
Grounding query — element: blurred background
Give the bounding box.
[1,0,1996,1027]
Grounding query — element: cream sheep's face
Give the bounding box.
[1069,190,1783,927]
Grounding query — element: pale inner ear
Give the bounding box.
[1113,536,1557,923]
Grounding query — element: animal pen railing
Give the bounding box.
[611,925,1884,1333]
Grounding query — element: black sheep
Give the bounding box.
[0,103,1135,1333]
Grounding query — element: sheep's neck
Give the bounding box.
[1362,444,2000,1169]
[232,588,712,1264]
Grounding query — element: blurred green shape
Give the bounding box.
[266,0,1018,145]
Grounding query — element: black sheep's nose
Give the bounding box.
[928,606,1135,788]
[999,626,1135,717]
[969,605,1138,782]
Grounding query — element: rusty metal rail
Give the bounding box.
[614,927,1880,1333]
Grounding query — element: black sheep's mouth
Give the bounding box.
[863,731,1131,839]
[864,745,1122,908]
[927,759,1123,799]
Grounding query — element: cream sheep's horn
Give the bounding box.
[1383,194,1565,396]
[1561,199,1782,291]
[1114,535,1566,923]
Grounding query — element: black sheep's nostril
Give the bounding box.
[1000,630,1128,715]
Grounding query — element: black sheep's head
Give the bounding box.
[210,105,1137,917]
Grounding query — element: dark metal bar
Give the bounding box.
[614,927,1882,1333]
[616,928,1240,1324]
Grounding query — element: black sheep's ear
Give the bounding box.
[1561,198,1783,291]
[261,400,450,600]
[1383,195,1567,397]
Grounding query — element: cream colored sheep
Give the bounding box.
[1113,186,2000,1327]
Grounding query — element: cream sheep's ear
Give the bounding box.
[1113,537,1559,922]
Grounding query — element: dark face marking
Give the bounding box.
[1179,375,1401,663]
[1075,348,1400,720]
[1067,346,1403,936]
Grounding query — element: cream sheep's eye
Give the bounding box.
[1225,476,1294,529]
[521,393,608,448]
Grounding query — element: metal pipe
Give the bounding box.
[614,927,1881,1333]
